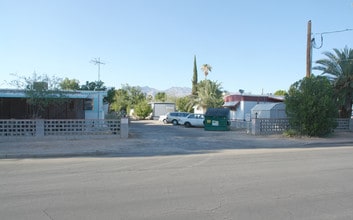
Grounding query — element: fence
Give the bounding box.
[0,119,126,138]
[231,118,352,135]
[251,118,290,135]
[335,118,351,130]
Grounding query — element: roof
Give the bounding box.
[205,108,230,117]
[251,103,285,111]
[0,89,107,99]
[222,101,239,107]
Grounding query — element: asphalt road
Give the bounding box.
[2,147,353,219]
[1,121,353,219]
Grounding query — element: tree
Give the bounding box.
[155,92,167,102]
[79,80,106,91]
[314,46,353,118]
[104,87,116,109]
[110,89,129,112]
[192,55,198,96]
[194,80,223,110]
[176,96,194,112]
[274,90,287,96]
[10,72,68,118]
[134,100,152,119]
[109,84,147,115]
[285,75,337,137]
[59,78,80,90]
[201,64,212,79]
[123,84,146,107]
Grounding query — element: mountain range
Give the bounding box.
[140,86,192,98]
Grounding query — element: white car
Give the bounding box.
[159,115,167,123]
[179,113,205,127]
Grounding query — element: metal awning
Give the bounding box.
[223,101,239,107]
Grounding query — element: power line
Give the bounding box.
[312,28,353,49]
[314,28,353,35]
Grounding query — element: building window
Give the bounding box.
[84,99,93,110]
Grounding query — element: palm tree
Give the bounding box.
[195,80,223,110]
[201,64,212,79]
[314,46,353,118]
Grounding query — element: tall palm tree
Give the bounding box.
[314,46,353,118]
[201,64,212,79]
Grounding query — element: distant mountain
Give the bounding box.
[140,86,191,98]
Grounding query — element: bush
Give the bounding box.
[134,101,152,119]
[285,75,338,137]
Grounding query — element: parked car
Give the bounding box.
[165,112,190,125]
[159,114,167,123]
[179,113,205,128]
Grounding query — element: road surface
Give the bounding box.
[1,146,353,219]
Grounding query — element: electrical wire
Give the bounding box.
[312,28,353,49]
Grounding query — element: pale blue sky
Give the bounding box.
[1,0,353,94]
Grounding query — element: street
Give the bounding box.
[1,146,353,219]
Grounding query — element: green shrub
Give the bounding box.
[285,76,338,137]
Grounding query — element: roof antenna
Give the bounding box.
[90,57,105,81]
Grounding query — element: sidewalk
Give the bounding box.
[1,122,353,159]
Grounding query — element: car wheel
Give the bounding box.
[172,120,178,125]
[184,122,191,127]
[163,119,167,124]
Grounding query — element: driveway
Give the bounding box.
[0,120,353,158]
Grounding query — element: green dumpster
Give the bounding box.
[204,108,231,131]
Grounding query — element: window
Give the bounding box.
[84,99,93,110]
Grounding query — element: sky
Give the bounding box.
[1,0,353,94]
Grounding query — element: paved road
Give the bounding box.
[1,146,353,219]
[0,122,353,220]
[1,121,353,219]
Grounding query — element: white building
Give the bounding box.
[0,89,107,120]
[223,94,284,121]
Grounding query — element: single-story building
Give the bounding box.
[150,102,175,120]
[0,89,107,120]
[223,93,284,121]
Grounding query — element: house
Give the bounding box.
[223,93,284,121]
[0,89,107,120]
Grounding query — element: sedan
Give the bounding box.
[179,113,205,128]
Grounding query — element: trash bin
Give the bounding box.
[204,108,231,131]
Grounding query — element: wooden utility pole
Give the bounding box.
[306,20,312,78]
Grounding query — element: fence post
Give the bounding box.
[120,117,129,138]
[251,119,260,135]
[35,119,45,137]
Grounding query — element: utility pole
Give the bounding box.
[90,57,105,81]
[306,20,312,78]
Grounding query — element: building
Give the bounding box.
[251,102,287,119]
[150,102,175,120]
[0,89,107,120]
[223,93,284,121]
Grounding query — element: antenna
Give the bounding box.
[90,57,105,81]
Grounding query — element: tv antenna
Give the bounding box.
[90,57,105,81]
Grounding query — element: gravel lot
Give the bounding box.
[1,120,353,158]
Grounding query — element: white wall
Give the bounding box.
[84,91,106,120]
